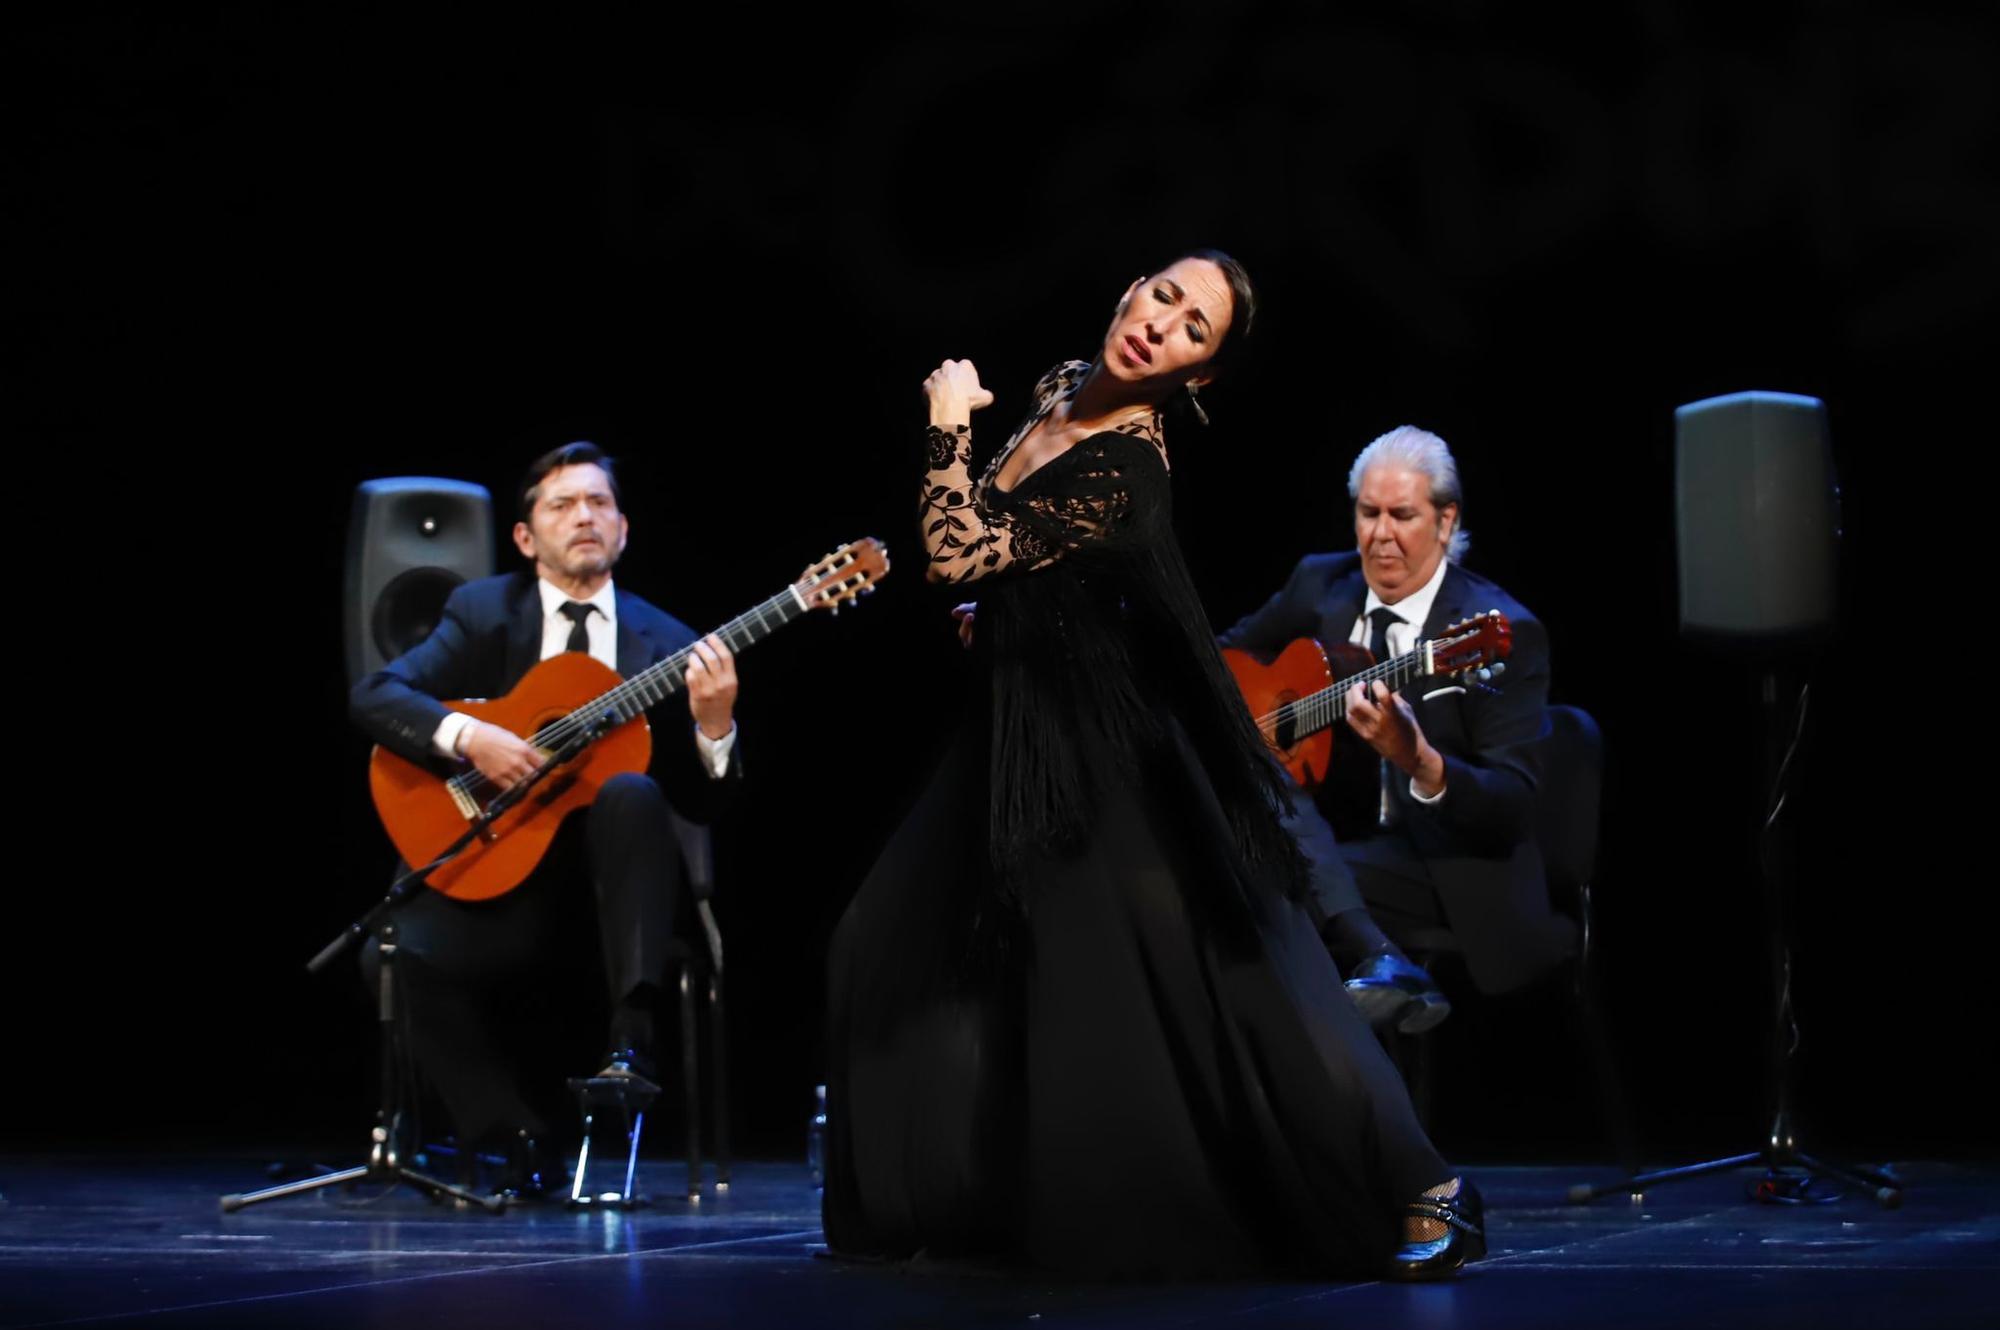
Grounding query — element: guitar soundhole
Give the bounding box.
[1269,689,1304,751]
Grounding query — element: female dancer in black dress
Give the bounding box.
[823,251,1483,1280]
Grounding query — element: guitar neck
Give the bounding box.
[533,584,808,744]
[1269,644,1434,743]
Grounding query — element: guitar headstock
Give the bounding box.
[1431,610,1512,680]
[797,538,890,614]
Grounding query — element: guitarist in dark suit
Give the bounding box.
[1219,427,1567,1014]
[350,441,742,1171]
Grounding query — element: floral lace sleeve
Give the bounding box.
[919,416,1167,585]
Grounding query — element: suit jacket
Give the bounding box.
[1219,551,1568,993]
[351,570,741,824]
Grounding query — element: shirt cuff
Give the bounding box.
[433,711,475,760]
[694,721,737,779]
[1408,775,1446,805]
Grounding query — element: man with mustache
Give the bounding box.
[351,441,741,1185]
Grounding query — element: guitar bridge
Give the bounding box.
[446,779,480,821]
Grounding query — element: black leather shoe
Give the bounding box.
[595,1046,661,1090]
[1388,1179,1485,1280]
[1345,953,1452,1034]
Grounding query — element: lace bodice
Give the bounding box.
[920,361,1168,583]
[910,361,1305,900]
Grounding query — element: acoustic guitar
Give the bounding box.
[1222,611,1513,788]
[369,538,890,900]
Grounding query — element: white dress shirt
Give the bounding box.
[1347,555,1452,809]
[432,577,737,778]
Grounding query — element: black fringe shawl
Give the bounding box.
[973,429,1308,904]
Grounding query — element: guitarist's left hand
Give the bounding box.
[1346,680,1447,800]
[686,634,739,741]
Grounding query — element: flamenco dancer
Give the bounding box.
[823,250,1484,1280]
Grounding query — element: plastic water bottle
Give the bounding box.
[807,1084,827,1189]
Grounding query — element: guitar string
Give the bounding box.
[1256,627,1500,738]
[1268,650,1454,731]
[1264,647,1477,732]
[1269,652,1424,729]
[442,555,879,806]
[445,590,801,804]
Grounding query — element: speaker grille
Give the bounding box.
[371,566,469,664]
[345,477,495,684]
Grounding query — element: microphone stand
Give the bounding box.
[222,714,620,1214]
[1568,671,1902,1209]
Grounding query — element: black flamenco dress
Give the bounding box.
[823,362,1449,1278]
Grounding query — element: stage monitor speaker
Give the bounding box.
[345,477,494,686]
[1675,391,1840,638]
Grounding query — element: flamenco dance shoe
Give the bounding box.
[1387,1178,1486,1281]
[1345,952,1452,1034]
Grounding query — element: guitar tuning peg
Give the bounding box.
[1489,662,1505,676]
[1475,668,1491,682]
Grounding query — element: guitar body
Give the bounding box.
[1312,640,1390,839]
[364,537,889,902]
[368,652,654,901]
[1223,637,1339,786]
[1226,614,1513,836]
[1224,637,1379,807]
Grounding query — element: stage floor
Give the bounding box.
[1,1153,1993,1328]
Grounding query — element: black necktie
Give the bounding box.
[1366,605,1403,666]
[1365,606,1403,826]
[558,600,595,654]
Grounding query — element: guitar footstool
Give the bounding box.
[563,1075,660,1209]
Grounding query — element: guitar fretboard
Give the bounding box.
[530,585,808,748]
[448,584,808,801]
[1264,645,1431,744]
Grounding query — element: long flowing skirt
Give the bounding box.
[823,721,1446,1278]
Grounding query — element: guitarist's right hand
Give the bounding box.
[460,720,544,791]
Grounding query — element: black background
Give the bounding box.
[16,2,1993,1163]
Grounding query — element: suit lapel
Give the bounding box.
[502,575,544,691]
[614,590,653,676]
[1420,563,1470,640]
[1319,569,1369,651]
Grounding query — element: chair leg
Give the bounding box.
[708,970,731,1190]
[621,1103,644,1206]
[679,963,701,1201]
[569,1107,594,1205]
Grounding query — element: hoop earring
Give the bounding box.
[1186,381,1210,427]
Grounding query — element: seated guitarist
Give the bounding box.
[350,441,741,1174]
[1218,427,1566,1024]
